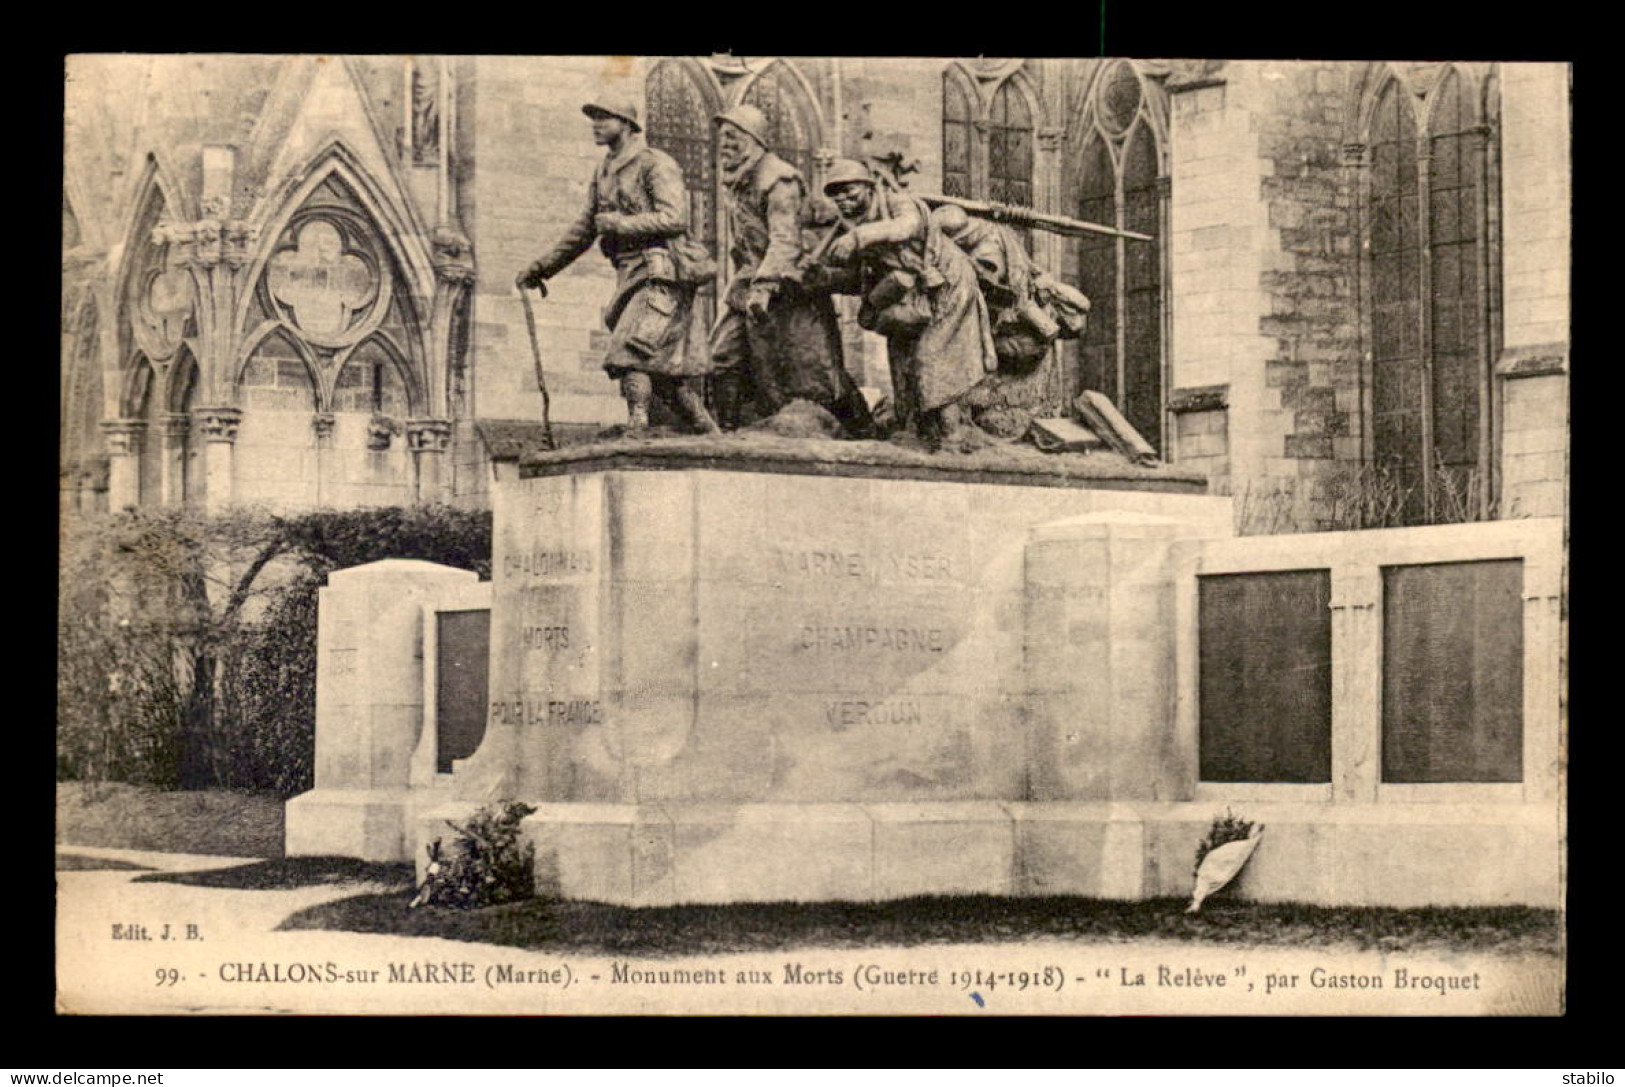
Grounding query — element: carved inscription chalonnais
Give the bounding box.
[800,625,947,653]
[775,548,954,582]
[503,548,594,579]
[488,698,603,727]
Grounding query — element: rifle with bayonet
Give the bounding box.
[866,152,1154,243]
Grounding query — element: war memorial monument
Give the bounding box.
[283,79,1561,914]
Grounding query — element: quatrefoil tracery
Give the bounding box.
[266,216,389,349]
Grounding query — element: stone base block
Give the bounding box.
[519,801,1016,905]
[868,802,1015,898]
[285,788,413,863]
[1010,803,1147,898]
[397,797,1559,908]
[1136,803,1562,908]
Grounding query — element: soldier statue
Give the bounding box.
[931,203,1090,373]
[518,96,720,434]
[709,105,872,436]
[816,159,997,448]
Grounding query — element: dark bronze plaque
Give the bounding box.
[436,608,490,774]
[1382,559,1522,782]
[1199,570,1333,782]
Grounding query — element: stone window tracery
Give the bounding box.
[938,66,1037,248]
[646,58,722,328]
[1360,65,1500,524]
[1066,59,1168,453]
[987,79,1035,252]
[941,70,975,199]
[739,60,819,184]
[244,171,425,424]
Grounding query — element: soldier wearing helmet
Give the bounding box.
[518,95,720,434]
[708,105,872,435]
[818,159,996,448]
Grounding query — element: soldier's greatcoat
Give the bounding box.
[837,190,996,421]
[712,148,870,430]
[534,134,709,378]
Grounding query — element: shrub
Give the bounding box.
[410,802,539,910]
[58,504,492,796]
[1193,808,1256,876]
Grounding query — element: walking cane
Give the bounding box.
[518,282,557,450]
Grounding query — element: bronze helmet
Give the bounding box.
[821,158,876,194]
[713,103,771,148]
[581,95,642,132]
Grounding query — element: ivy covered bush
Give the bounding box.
[57,504,491,795]
[410,801,538,910]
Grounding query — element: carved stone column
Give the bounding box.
[1034,127,1066,277]
[312,412,336,507]
[1341,142,1371,466]
[100,419,145,510]
[406,418,453,504]
[160,412,193,507]
[428,225,476,423]
[813,147,837,192]
[193,407,241,513]
[152,217,258,409]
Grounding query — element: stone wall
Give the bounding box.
[1165,66,1271,509]
[1496,63,1569,520]
[1252,61,1362,529]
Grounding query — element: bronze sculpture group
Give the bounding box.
[518,95,1120,451]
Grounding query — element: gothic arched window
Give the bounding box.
[645,59,721,267]
[739,60,819,184]
[333,337,410,416]
[1362,66,1500,523]
[646,59,722,329]
[61,298,102,471]
[987,79,1036,251]
[1068,59,1168,453]
[245,170,426,419]
[942,70,976,199]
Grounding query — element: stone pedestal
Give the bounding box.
[432,443,1230,903]
[286,559,482,862]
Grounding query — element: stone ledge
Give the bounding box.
[519,434,1208,493]
[1168,384,1230,413]
[287,788,416,864]
[1496,342,1569,378]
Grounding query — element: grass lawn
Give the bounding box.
[56,782,285,858]
[263,874,1558,959]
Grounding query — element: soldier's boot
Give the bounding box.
[921,401,963,452]
[710,369,743,431]
[622,372,653,434]
[673,378,722,435]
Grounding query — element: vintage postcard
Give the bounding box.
[58,54,1568,1016]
